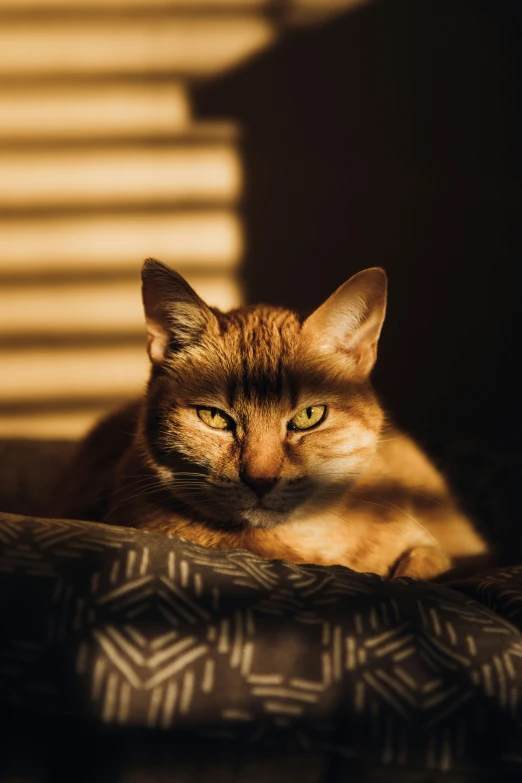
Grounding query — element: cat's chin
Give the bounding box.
[238,506,289,530]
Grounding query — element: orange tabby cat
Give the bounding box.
[50,259,491,580]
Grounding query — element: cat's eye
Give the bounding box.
[197,407,234,431]
[288,405,326,431]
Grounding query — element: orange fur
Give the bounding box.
[49,260,492,580]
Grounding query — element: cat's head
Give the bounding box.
[140,259,387,529]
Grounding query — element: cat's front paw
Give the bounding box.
[392,546,451,581]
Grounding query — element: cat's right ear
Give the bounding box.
[141,259,218,364]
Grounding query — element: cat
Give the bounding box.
[49,258,491,580]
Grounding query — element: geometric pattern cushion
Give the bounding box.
[1,512,522,779]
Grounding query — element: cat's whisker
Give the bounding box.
[117,472,206,479]
[111,483,166,501]
[404,489,444,506]
[110,479,167,499]
[173,490,213,499]
[316,472,445,507]
[105,488,165,513]
[376,434,408,443]
[114,486,208,502]
[111,477,164,494]
[350,492,448,557]
[328,504,412,541]
[122,481,210,500]
[107,485,211,516]
[315,509,375,538]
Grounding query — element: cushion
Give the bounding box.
[2,510,522,781]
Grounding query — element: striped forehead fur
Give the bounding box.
[158,304,304,407]
[215,306,302,404]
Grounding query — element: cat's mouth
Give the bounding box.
[169,474,317,529]
[170,483,291,528]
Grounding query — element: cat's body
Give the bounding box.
[49,260,491,580]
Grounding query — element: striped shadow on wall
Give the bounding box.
[0,0,370,439]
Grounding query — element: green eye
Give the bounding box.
[197,407,233,430]
[288,405,326,431]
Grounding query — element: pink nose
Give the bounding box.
[242,474,279,499]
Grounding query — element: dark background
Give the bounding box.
[194,0,522,560]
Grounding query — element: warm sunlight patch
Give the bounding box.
[0,277,241,336]
[0,212,242,270]
[0,18,274,77]
[0,146,242,207]
[0,84,190,140]
[0,347,149,402]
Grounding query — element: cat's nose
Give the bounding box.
[242,474,279,499]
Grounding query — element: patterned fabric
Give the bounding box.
[1,511,522,778]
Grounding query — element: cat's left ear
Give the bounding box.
[141,258,219,364]
[302,267,387,379]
